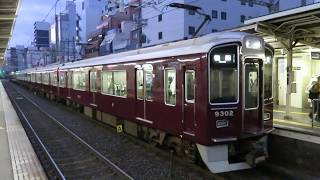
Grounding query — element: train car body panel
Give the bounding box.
[15,32,274,173]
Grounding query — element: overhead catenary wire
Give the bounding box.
[42,0,60,22]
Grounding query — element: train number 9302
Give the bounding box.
[215,110,234,117]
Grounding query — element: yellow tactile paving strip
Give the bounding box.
[0,82,47,180]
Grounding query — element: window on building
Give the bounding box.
[212,29,218,33]
[158,14,162,22]
[241,15,246,23]
[158,32,163,40]
[212,10,218,19]
[82,2,84,10]
[189,10,195,15]
[101,70,127,97]
[90,71,97,92]
[221,12,227,20]
[164,68,176,106]
[189,26,195,36]
[240,0,246,5]
[249,0,254,7]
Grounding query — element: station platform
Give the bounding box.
[273,105,320,131]
[0,81,47,180]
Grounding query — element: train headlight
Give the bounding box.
[245,37,262,49]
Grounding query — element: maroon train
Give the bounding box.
[15,32,274,173]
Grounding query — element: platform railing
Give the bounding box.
[311,99,320,128]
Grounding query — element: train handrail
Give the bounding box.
[311,99,320,128]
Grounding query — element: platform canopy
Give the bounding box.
[231,3,320,119]
[0,0,20,65]
[234,3,320,50]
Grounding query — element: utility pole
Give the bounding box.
[54,0,60,63]
[137,0,142,48]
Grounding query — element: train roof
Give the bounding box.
[20,32,256,73]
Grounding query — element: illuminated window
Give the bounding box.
[59,72,67,88]
[50,72,58,86]
[136,69,144,99]
[90,71,97,92]
[73,71,87,90]
[67,72,72,88]
[102,70,127,97]
[164,68,176,105]
[42,73,49,85]
[185,70,195,102]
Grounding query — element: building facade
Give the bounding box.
[141,0,320,47]
[50,1,78,62]
[8,46,27,71]
[78,0,107,43]
[34,21,50,49]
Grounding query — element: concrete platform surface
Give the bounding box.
[0,81,47,180]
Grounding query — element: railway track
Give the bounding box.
[6,80,305,180]
[4,82,133,180]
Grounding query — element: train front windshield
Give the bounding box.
[209,45,238,104]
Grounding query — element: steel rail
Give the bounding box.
[8,90,66,180]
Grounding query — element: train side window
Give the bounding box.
[50,72,58,86]
[31,73,35,82]
[164,68,176,106]
[90,71,97,92]
[73,71,86,90]
[136,69,144,99]
[102,70,127,97]
[145,70,153,101]
[43,73,49,85]
[36,73,41,83]
[102,71,114,95]
[185,70,195,102]
[59,72,66,88]
[67,72,72,88]
[113,71,127,97]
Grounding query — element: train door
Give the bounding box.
[67,70,72,99]
[183,68,196,135]
[135,64,153,124]
[243,59,263,134]
[89,70,97,105]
